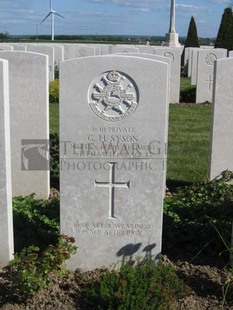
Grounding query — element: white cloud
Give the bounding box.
[209,0,231,3]
[176,4,208,11]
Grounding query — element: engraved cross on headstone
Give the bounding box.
[205,74,213,91]
[94,162,130,219]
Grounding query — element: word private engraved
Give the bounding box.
[88,70,139,122]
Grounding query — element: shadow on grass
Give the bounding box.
[166,179,194,193]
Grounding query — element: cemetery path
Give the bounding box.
[0,258,233,309]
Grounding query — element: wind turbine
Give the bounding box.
[40,0,64,41]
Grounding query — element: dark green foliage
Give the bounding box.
[9,235,77,297]
[50,133,59,180]
[13,194,59,252]
[182,16,199,66]
[184,16,200,48]
[215,7,233,50]
[81,259,185,309]
[180,86,196,103]
[163,171,233,265]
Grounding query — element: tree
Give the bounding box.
[184,16,200,48]
[215,7,233,51]
[181,16,199,67]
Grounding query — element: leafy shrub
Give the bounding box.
[81,259,185,309]
[50,133,59,181]
[10,235,77,297]
[54,63,59,79]
[49,79,59,103]
[13,194,59,252]
[163,171,233,264]
[180,86,196,103]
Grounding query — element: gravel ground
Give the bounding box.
[0,257,233,310]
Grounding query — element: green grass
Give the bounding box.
[167,104,211,185]
[180,77,192,91]
[49,103,59,134]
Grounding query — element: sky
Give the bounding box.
[0,0,232,38]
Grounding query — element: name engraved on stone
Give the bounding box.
[88,70,139,122]
[205,53,217,66]
[94,162,130,219]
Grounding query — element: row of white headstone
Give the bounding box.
[0,43,182,103]
[0,51,49,268]
[0,48,232,270]
[184,47,233,103]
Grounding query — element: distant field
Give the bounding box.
[50,78,212,185]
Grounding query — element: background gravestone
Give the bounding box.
[0,51,50,199]
[26,45,55,81]
[154,48,181,103]
[190,48,201,85]
[0,58,14,267]
[60,55,169,271]
[11,45,26,51]
[0,45,13,51]
[209,57,233,179]
[196,48,227,103]
[64,45,95,60]
[110,46,139,54]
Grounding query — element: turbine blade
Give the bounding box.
[50,0,52,11]
[40,12,51,24]
[54,12,65,18]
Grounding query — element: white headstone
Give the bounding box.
[60,56,169,271]
[0,45,13,51]
[196,49,227,103]
[64,45,95,60]
[26,45,55,81]
[154,48,181,103]
[191,48,201,85]
[183,47,191,76]
[100,45,109,55]
[209,57,233,179]
[229,50,233,58]
[110,46,139,54]
[187,47,195,77]
[139,46,155,54]
[0,58,14,267]
[12,45,26,51]
[53,45,64,66]
[0,51,50,199]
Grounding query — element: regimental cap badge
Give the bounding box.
[88,70,139,122]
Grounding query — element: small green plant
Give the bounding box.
[10,235,77,297]
[180,86,196,103]
[50,133,59,180]
[49,79,59,103]
[163,171,233,263]
[81,258,185,309]
[13,194,59,252]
